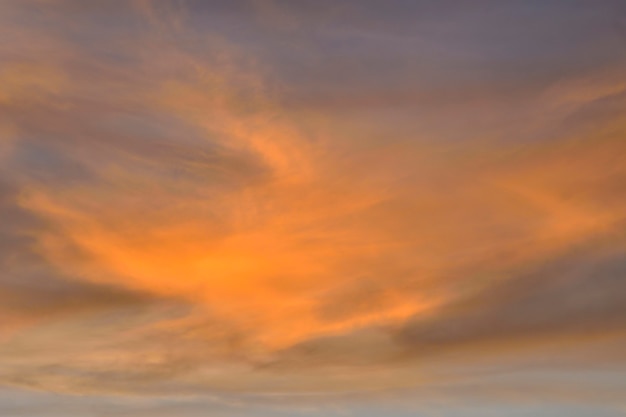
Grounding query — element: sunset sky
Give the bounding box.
[1,1,625,416]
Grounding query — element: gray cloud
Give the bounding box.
[398,241,626,352]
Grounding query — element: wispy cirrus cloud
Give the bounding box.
[0,1,625,415]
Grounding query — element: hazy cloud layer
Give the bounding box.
[0,1,625,415]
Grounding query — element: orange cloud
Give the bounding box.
[0,0,625,404]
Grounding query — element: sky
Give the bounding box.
[0,0,625,416]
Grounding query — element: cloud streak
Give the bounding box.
[0,0,625,415]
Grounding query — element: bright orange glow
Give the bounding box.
[1,2,625,412]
